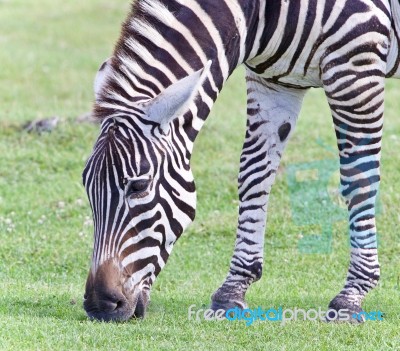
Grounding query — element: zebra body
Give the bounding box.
[83,0,398,321]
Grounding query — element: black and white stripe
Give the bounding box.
[83,0,398,321]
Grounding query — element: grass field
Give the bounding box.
[1,1,400,350]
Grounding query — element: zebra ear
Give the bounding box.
[94,58,113,100]
[144,60,212,133]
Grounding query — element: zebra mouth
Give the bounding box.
[132,291,148,318]
[83,289,149,322]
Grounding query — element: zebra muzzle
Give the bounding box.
[83,259,148,322]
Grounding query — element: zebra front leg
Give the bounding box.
[324,67,384,323]
[211,72,306,311]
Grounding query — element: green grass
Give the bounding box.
[1,1,400,350]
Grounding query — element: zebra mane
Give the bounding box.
[93,0,181,123]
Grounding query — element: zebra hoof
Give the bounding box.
[210,299,248,312]
[326,295,364,323]
[210,288,247,312]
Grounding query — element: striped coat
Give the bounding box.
[83,0,398,322]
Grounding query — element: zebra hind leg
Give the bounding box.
[211,72,306,312]
[323,65,384,323]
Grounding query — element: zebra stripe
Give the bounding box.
[83,0,397,321]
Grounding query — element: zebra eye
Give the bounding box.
[125,179,150,197]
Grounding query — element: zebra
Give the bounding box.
[82,0,399,322]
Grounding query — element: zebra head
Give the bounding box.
[83,59,211,321]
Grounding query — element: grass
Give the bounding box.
[1,1,400,350]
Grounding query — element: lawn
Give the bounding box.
[0,1,399,350]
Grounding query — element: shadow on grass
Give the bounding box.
[0,295,88,321]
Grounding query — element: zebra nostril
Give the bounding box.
[114,300,126,312]
[97,291,128,313]
[98,298,124,313]
[116,300,124,309]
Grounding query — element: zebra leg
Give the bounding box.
[324,68,384,322]
[211,71,306,311]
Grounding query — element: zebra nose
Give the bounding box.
[97,291,127,313]
[84,287,131,322]
[83,259,133,321]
